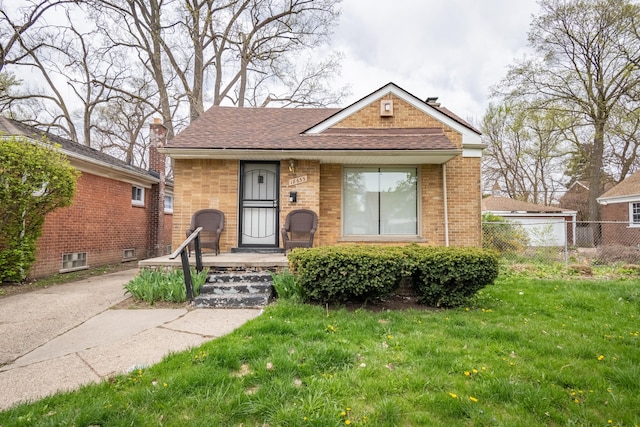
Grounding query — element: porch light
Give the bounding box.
[288,159,296,173]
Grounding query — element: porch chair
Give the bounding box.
[281,209,318,252]
[186,209,224,256]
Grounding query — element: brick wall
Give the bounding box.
[280,159,320,246]
[333,94,463,148]
[30,172,152,278]
[601,202,640,246]
[172,159,239,252]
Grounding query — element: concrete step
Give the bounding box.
[194,272,273,308]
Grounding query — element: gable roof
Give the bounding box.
[482,196,572,214]
[0,116,159,185]
[597,170,640,204]
[304,82,482,139]
[163,83,481,165]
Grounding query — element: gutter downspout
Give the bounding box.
[443,163,449,247]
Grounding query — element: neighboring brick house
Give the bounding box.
[482,196,577,246]
[597,170,640,247]
[0,117,172,278]
[559,181,590,221]
[161,83,486,252]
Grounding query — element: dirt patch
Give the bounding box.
[110,297,194,311]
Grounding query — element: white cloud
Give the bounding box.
[332,0,540,120]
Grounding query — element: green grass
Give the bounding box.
[1,273,639,426]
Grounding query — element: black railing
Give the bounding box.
[168,226,203,301]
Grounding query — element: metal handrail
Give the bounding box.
[169,226,203,301]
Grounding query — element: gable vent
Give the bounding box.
[380,99,394,117]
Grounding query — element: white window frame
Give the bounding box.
[630,202,640,227]
[164,194,174,213]
[132,185,145,206]
[342,166,419,237]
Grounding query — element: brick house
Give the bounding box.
[0,116,172,278]
[161,83,486,252]
[597,170,640,247]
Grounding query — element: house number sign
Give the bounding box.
[289,175,307,186]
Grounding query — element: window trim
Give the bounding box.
[342,165,420,238]
[629,201,640,227]
[164,194,174,213]
[132,185,145,206]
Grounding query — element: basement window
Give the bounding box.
[61,252,88,272]
[123,248,136,260]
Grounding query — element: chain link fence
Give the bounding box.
[482,220,640,266]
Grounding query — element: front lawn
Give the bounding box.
[1,273,639,426]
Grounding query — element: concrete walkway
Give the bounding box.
[0,269,262,411]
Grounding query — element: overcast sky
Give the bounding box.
[331,0,541,121]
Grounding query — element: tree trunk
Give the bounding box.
[588,118,605,245]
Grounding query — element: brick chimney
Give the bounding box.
[149,117,167,175]
[148,118,168,257]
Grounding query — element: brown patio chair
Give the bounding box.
[187,209,224,256]
[281,209,318,252]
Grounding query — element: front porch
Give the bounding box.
[138,252,289,271]
[138,252,289,308]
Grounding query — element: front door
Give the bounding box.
[239,162,279,247]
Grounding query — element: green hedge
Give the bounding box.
[408,246,499,307]
[287,246,407,303]
[287,245,499,307]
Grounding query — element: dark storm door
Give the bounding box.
[239,162,280,247]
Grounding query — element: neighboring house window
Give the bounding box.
[630,202,640,226]
[132,185,144,206]
[164,194,174,213]
[343,167,418,235]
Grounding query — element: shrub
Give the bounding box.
[287,246,406,304]
[288,245,499,308]
[482,212,529,254]
[124,268,208,303]
[409,247,500,308]
[0,137,78,282]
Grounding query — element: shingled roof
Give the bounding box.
[598,170,640,203]
[0,116,156,181]
[482,196,568,213]
[164,83,483,162]
[167,105,459,151]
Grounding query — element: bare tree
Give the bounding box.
[494,0,640,225]
[1,0,346,167]
[482,101,569,205]
[0,0,79,72]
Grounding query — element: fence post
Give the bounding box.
[564,219,569,267]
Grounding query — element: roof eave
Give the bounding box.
[159,148,463,165]
[597,194,640,205]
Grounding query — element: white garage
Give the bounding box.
[483,196,577,247]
